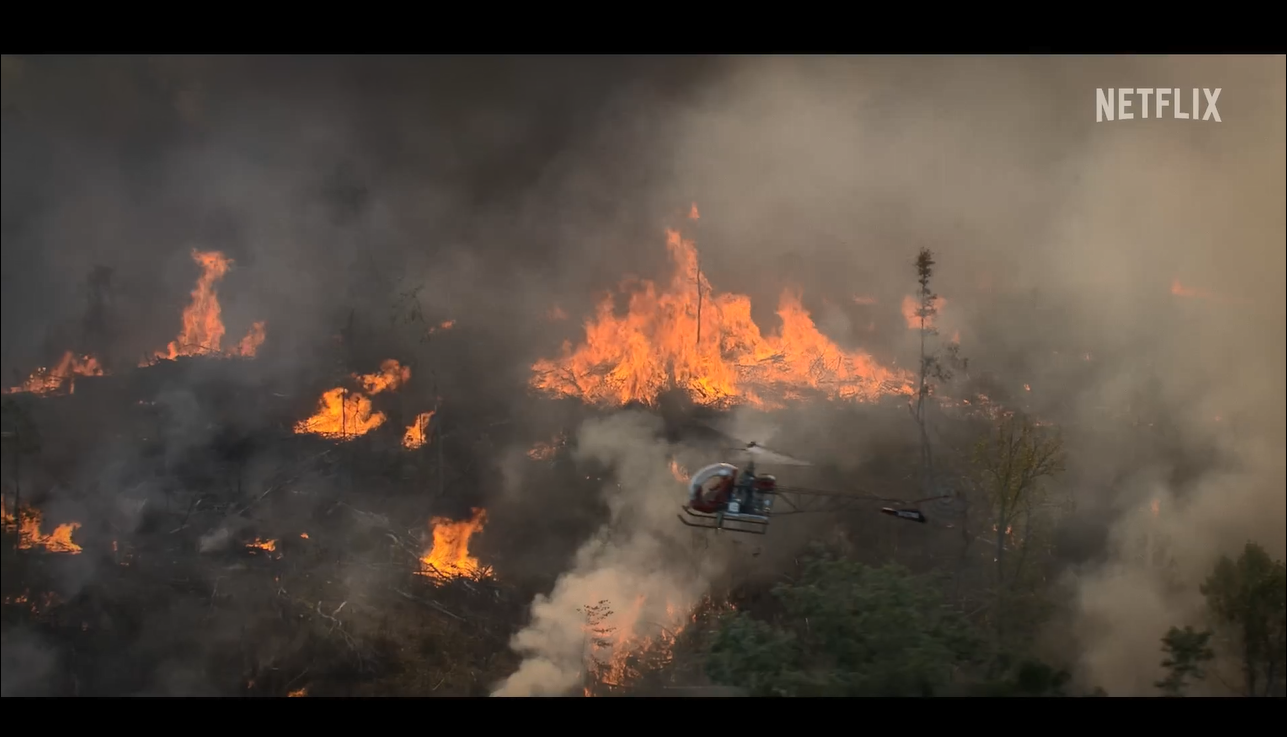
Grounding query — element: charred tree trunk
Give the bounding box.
[912,248,939,499]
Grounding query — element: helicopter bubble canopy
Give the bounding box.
[680,462,772,534]
[687,463,739,502]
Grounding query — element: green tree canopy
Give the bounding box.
[1200,542,1286,697]
[705,551,978,696]
[1155,625,1215,697]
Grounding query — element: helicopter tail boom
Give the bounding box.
[880,507,928,524]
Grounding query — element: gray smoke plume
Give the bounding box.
[648,55,1284,694]
[2,55,1280,696]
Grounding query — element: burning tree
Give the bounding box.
[573,596,697,696]
[4,352,104,396]
[909,248,966,498]
[145,249,266,363]
[294,359,412,441]
[580,599,618,696]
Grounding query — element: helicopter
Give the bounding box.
[678,440,931,535]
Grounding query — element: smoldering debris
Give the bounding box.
[197,525,238,554]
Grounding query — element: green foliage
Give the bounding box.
[910,248,967,498]
[1200,542,1287,696]
[705,614,798,696]
[971,414,1065,535]
[971,413,1064,587]
[705,550,978,696]
[969,657,1073,696]
[911,248,968,385]
[914,249,939,343]
[1155,625,1214,696]
[966,413,1066,652]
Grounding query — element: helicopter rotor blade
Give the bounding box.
[704,426,814,467]
[742,443,813,466]
[692,423,747,447]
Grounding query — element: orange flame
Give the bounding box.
[418,508,488,583]
[669,458,689,483]
[584,595,672,691]
[582,595,733,696]
[688,203,700,220]
[4,351,104,395]
[1169,279,1249,306]
[294,360,411,440]
[1170,279,1214,300]
[235,321,267,356]
[247,538,278,552]
[1150,498,1161,517]
[402,411,435,450]
[288,687,308,697]
[531,223,913,408]
[148,249,266,363]
[293,388,384,438]
[2,589,63,614]
[527,432,566,461]
[1,498,82,554]
[355,359,411,394]
[901,294,946,330]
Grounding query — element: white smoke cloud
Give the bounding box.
[491,410,726,696]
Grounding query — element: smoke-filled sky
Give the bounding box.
[2,55,1283,695]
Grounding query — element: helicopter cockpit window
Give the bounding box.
[697,475,727,501]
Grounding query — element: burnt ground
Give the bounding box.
[1,356,815,696]
[0,347,1083,697]
[0,357,579,696]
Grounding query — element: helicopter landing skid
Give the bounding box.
[679,506,769,535]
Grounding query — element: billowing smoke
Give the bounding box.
[3,55,1281,696]
[1,627,57,696]
[492,411,725,696]
[633,55,1284,694]
[1068,438,1286,693]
